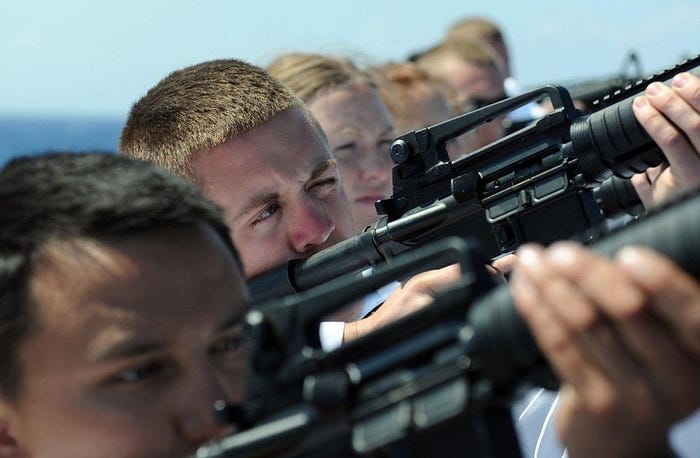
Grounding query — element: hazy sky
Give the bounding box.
[2,0,698,118]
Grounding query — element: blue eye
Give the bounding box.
[252,203,280,226]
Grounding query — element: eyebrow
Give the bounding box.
[236,191,280,220]
[92,315,244,363]
[92,341,163,363]
[309,158,337,181]
[335,125,394,140]
[235,159,337,220]
[216,315,245,334]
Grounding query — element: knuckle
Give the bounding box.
[585,385,618,416]
[406,273,430,292]
[637,256,676,292]
[614,288,646,319]
[685,115,700,137]
[568,298,599,331]
[683,81,700,107]
[546,325,578,355]
[655,124,686,150]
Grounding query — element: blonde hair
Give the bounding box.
[267,53,379,103]
[445,17,504,47]
[371,61,459,121]
[119,59,306,179]
[415,40,500,73]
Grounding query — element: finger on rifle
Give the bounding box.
[511,244,619,406]
[546,242,700,421]
[491,253,517,275]
[404,263,463,297]
[535,243,660,398]
[672,72,700,114]
[617,246,700,361]
[630,166,665,210]
[634,78,700,184]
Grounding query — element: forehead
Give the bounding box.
[442,59,502,98]
[399,90,454,131]
[307,82,393,136]
[191,108,333,212]
[28,225,247,352]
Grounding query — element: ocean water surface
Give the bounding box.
[0,115,124,166]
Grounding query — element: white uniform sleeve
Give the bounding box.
[318,321,345,352]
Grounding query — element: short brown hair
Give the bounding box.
[119,59,305,179]
[267,53,378,103]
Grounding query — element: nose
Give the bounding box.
[177,368,238,445]
[287,195,335,254]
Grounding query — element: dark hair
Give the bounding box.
[0,151,239,398]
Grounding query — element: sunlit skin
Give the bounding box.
[307,82,395,232]
[439,57,506,149]
[0,224,249,457]
[191,107,354,278]
[189,105,464,343]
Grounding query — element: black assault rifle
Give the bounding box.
[196,186,700,458]
[250,54,700,303]
[560,50,644,111]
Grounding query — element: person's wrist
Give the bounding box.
[342,316,371,344]
[342,320,358,343]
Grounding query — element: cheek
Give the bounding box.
[325,198,354,240]
[240,241,282,278]
[341,175,360,196]
[337,165,358,191]
[234,233,291,278]
[221,364,247,404]
[16,398,172,458]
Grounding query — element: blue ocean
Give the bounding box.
[0,115,125,167]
